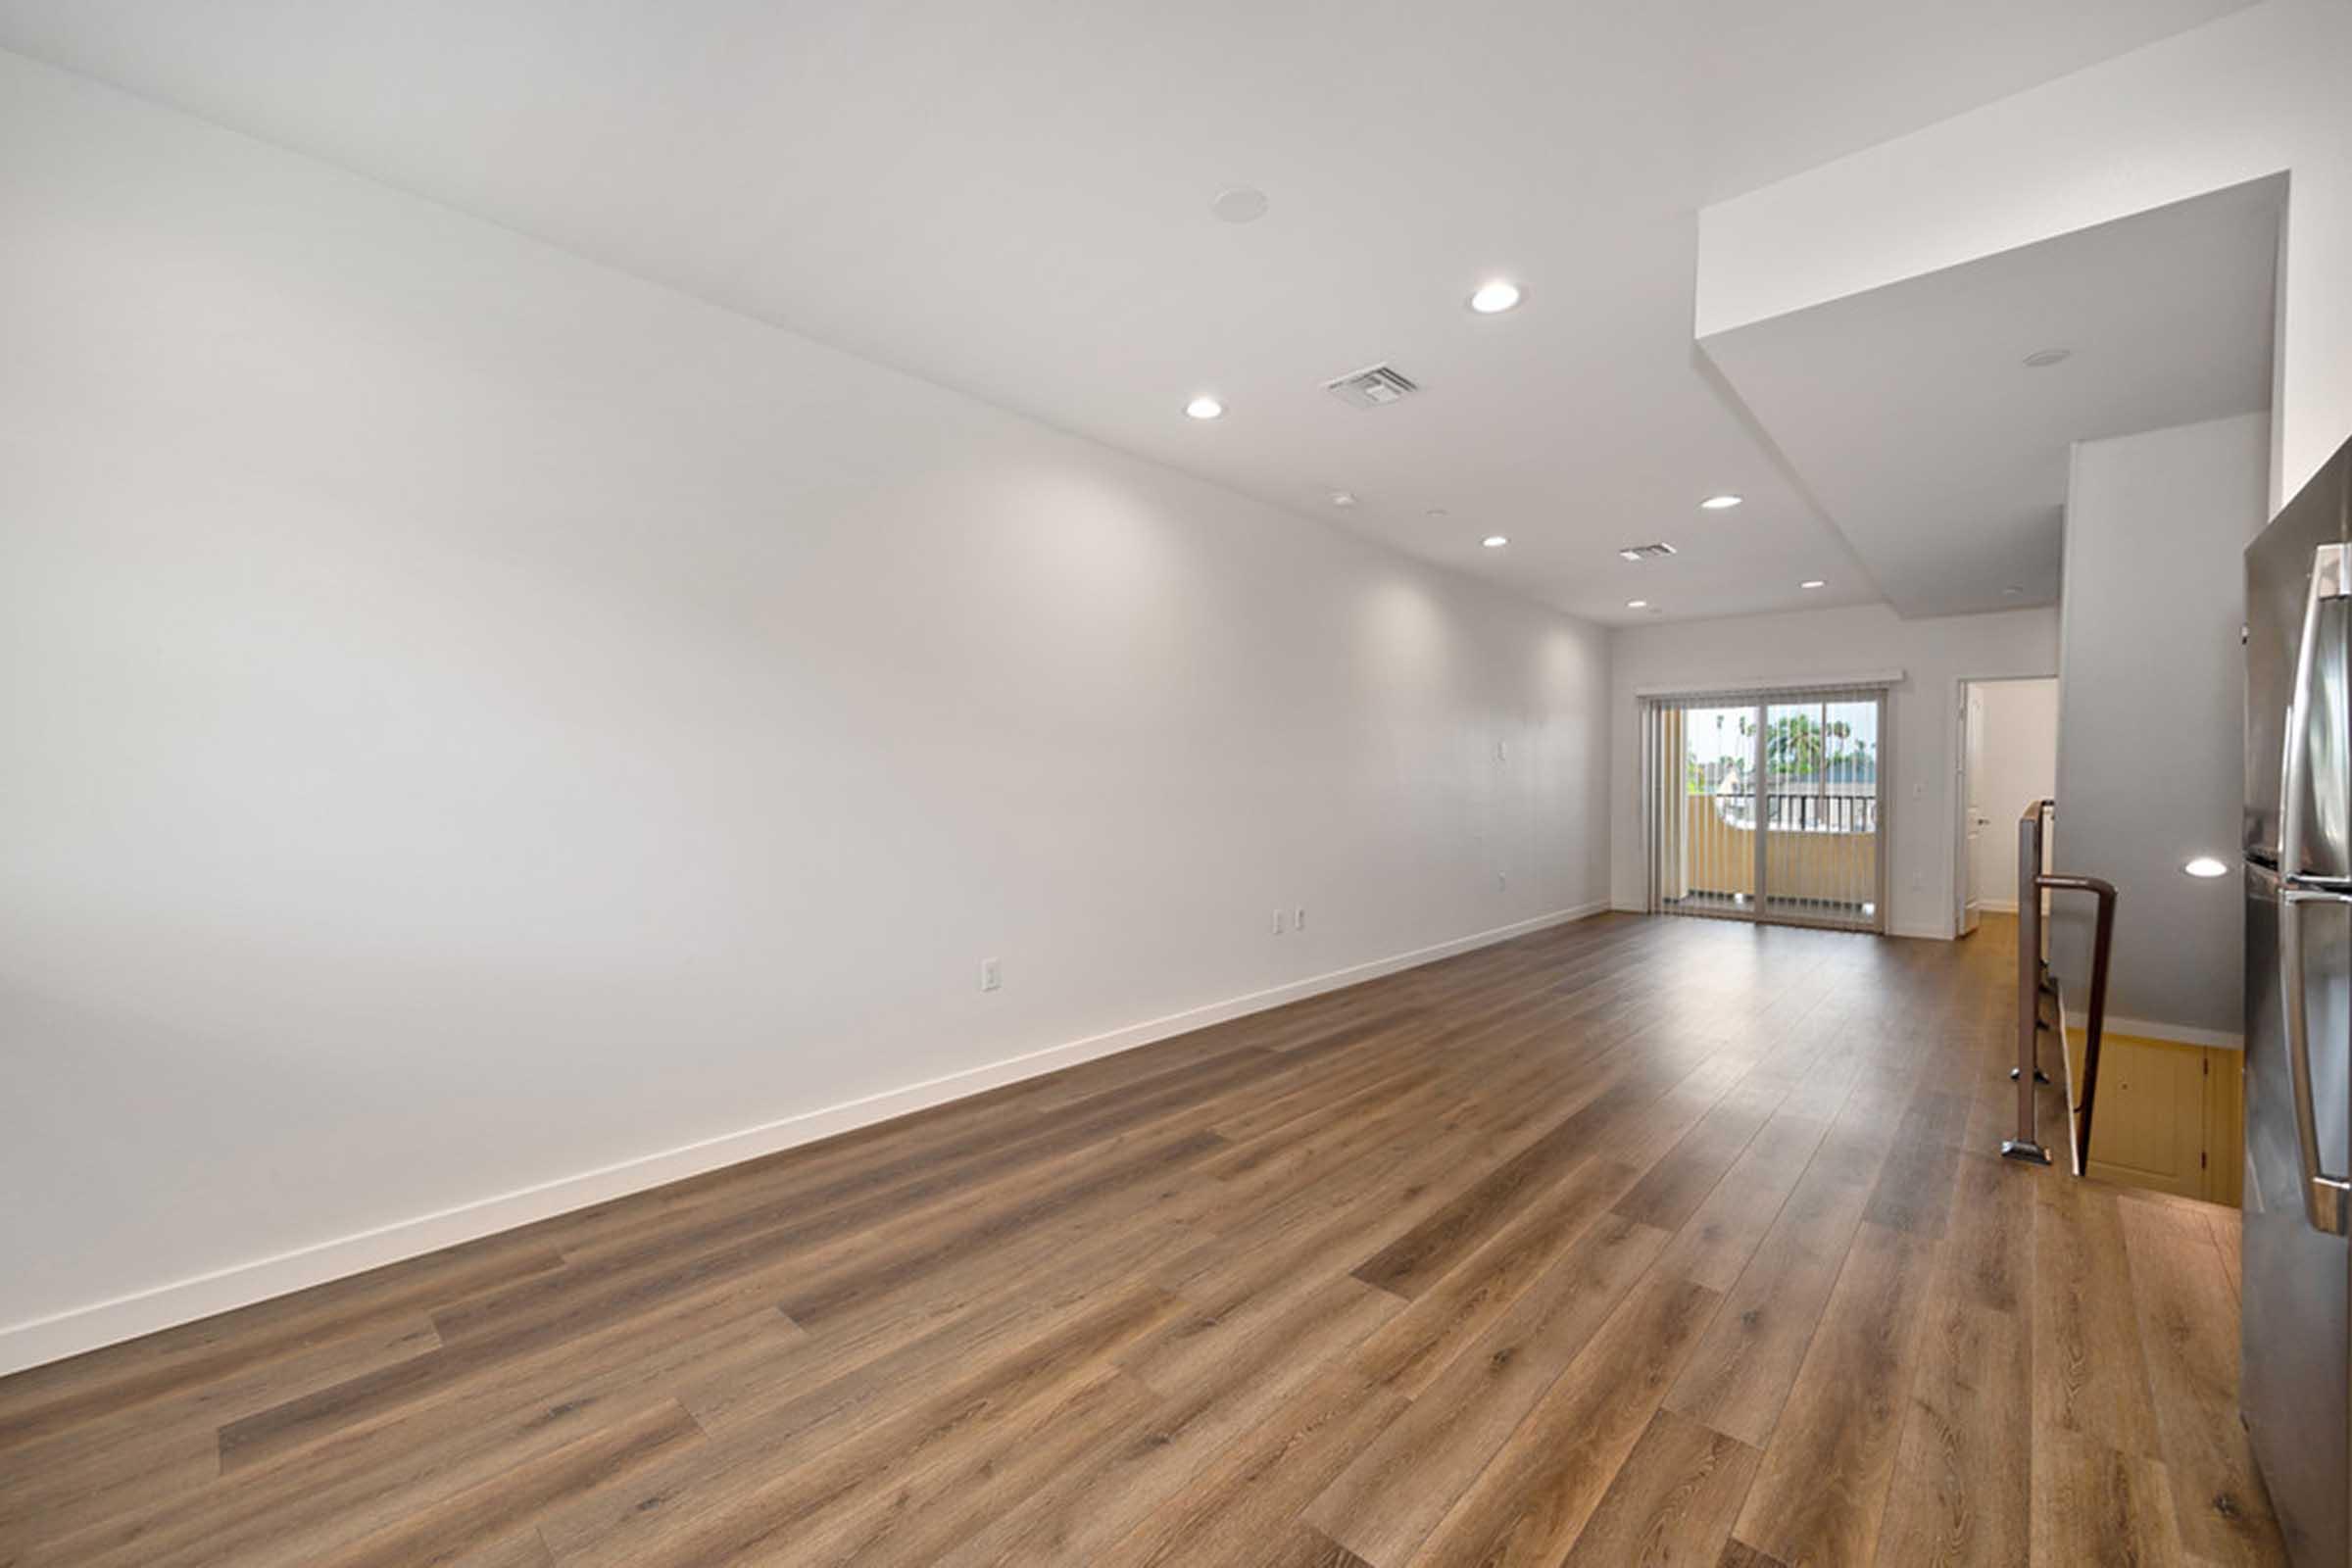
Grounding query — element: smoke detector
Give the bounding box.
[1323,364,1420,410]
[1617,542,1678,563]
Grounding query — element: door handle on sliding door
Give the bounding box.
[2277,540,2351,1236]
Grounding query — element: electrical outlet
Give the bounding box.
[1495,871,1507,892]
[1495,739,1507,762]
[979,957,1002,992]
[1295,906,1307,932]
[1273,909,1288,935]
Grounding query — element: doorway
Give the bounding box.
[1955,676,2058,936]
[1642,686,1887,933]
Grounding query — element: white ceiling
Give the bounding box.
[1701,177,2279,618]
[1687,0,2258,202]
[0,0,2260,625]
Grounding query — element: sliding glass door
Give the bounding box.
[1642,686,1886,933]
[1649,703,1759,918]
[1758,695,1882,927]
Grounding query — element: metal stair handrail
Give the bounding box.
[2001,799,2118,1174]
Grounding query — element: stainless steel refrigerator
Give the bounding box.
[2245,434,2352,1568]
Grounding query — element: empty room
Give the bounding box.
[4,3,2351,1565]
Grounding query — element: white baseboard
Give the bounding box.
[0,900,1609,1377]
[1976,898,2019,915]
[2085,1013,2245,1052]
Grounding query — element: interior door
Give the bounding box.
[1961,684,1985,936]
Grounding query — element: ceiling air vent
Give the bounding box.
[1617,542,1679,563]
[1323,364,1420,410]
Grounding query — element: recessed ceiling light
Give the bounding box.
[1800,579,1827,589]
[2183,856,2230,879]
[2002,585,2023,596]
[1467,279,1524,315]
[1626,599,1648,609]
[1699,494,1743,511]
[2024,347,2072,368]
[1426,508,1450,518]
[1482,535,1509,549]
[1185,395,1224,420]
[1330,491,1357,508]
[1210,186,1269,224]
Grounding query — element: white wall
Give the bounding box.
[0,53,1613,1372]
[1970,678,2059,913]
[2049,414,2268,1043]
[1694,0,2352,511]
[1608,604,2061,938]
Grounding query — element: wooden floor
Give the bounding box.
[0,912,2285,1567]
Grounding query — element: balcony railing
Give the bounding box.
[1670,790,1881,921]
[1696,790,1880,835]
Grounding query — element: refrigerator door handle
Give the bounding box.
[2278,876,2352,1235]
[2277,542,2349,1236]
[2279,542,2347,882]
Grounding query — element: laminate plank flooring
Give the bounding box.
[0,913,2285,1566]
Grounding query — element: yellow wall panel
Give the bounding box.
[2071,1029,2242,1205]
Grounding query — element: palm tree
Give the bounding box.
[1764,713,1840,779]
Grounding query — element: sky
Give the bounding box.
[1680,699,1880,775]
